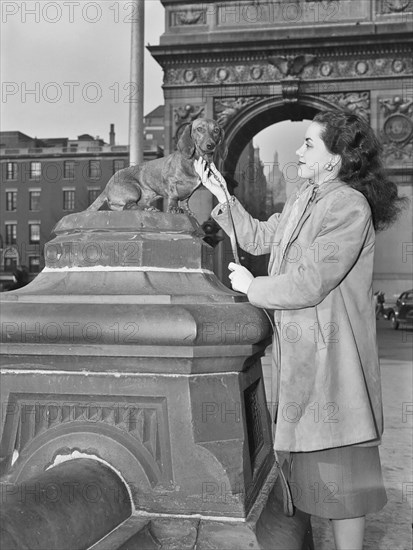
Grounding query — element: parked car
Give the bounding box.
[384,289,413,330]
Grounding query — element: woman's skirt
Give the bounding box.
[289,445,387,519]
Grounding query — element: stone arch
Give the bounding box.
[7,424,161,493]
[219,94,341,177]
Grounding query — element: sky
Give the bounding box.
[1,1,165,144]
[1,0,307,169]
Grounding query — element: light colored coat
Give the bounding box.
[212,179,383,452]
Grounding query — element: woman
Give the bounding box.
[194,110,407,550]
[374,291,386,320]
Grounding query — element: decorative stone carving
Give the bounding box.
[383,113,413,142]
[235,65,247,80]
[214,97,262,126]
[355,61,369,75]
[380,139,413,164]
[250,66,263,80]
[172,9,205,26]
[280,79,300,103]
[380,0,413,13]
[322,91,371,120]
[1,393,170,482]
[200,66,213,81]
[392,59,405,73]
[379,96,413,119]
[268,55,317,77]
[163,54,412,86]
[216,67,229,82]
[379,96,413,164]
[183,69,196,82]
[173,104,205,126]
[378,96,413,166]
[320,62,333,77]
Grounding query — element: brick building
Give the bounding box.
[143,105,165,154]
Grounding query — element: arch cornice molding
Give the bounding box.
[151,41,413,69]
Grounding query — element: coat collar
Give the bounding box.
[290,179,348,237]
[273,179,349,275]
[299,178,348,202]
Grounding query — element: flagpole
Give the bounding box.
[129,0,145,165]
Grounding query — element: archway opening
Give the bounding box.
[232,120,312,222]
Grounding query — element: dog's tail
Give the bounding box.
[86,190,107,211]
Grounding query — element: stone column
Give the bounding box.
[129,0,145,165]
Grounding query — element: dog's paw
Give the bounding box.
[167,206,186,214]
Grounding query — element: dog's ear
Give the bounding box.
[176,123,196,158]
[216,126,228,160]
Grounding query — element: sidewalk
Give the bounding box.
[311,324,412,549]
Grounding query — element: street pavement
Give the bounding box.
[311,319,412,549]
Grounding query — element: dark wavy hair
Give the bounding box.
[313,110,408,231]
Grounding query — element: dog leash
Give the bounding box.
[219,184,241,265]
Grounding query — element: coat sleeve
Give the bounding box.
[212,197,281,256]
[247,194,373,309]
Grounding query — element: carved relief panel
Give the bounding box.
[379,0,413,14]
[214,97,263,127]
[378,95,413,165]
[0,392,172,486]
[321,91,371,120]
[169,6,207,27]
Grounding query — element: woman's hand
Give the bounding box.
[194,158,230,204]
[228,262,254,294]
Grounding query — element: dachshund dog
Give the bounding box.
[86,118,225,213]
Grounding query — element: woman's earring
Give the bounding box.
[325,162,333,172]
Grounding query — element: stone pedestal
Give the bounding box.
[0,212,310,549]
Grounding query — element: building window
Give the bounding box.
[29,223,40,244]
[113,159,126,174]
[145,134,153,140]
[5,223,17,245]
[88,160,101,179]
[63,190,75,211]
[88,188,101,205]
[6,191,17,211]
[28,256,41,273]
[30,162,41,179]
[4,257,17,272]
[6,162,17,180]
[29,190,40,211]
[3,246,19,273]
[64,160,75,179]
